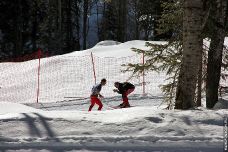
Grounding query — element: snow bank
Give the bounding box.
[65,40,149,57]
[0,102,41,115]
[213,98,228,109]
[0,103,226,151]
[94,40,121,47]
[65,40,167,57]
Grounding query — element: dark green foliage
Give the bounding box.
[38,0,81,55]
[0,0,30,58]
[128,42,182,109]
[125,0,183,109]
[137,0,162,40]
[0,0,82,59]
[126,0,228,109]
[128,0,163,40]
[99,1,118,41]
[99,0,127,42]
[157,0,183,41]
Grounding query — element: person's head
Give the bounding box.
[101,78,107,86]
[114,82,119,88]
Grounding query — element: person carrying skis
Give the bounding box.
[113,82,135,108]
[88,78,107,111]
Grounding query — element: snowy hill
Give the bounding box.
[0,40,227,151]
[0,40,167,103]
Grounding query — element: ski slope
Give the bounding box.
[0,40,167,103]
[0,40,227,152]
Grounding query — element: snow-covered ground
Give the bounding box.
[0,97,227,152]
[0,40,228,151]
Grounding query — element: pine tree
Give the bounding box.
[0,0,32,58]
[15,0,23,56]
[117,0,127,42]
[83,0,89,50]
[72,0,81,51]
[125,0,183,109]
[125,0,220,109]
[99,1,118,41]
[128,0,162,40]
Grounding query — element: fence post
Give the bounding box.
[91,52,97,84]
[142,52,145,95]
[37,49,42,103]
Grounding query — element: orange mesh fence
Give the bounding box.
[0,50,166,103]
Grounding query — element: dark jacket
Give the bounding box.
[116,82,135,95]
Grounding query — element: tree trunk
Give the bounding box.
[98,1,106,41]
[59,0,62,53]
[144,15,150,41]
[72,0,80,50]
[132,0,140,39]
[83,0,89,50]
[15,0,23,56]
[96,0,100,42]
[175,0,203,109]
[196,50,203,107]
[32,1,38,51]
[66,0,73,52]
[47,0,53,54]
[57,0,62,54]
[121,0,127,42]
[117,0,127,42]
[206,0,227,109]
[135,19,139,39]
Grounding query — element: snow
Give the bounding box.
[0,102,41,115]
[0,40,167,103]
[65,40,166,57]
[94,40,121,47]
[0,100,227,151]
[214,98,228,110]
[0,40,227,151]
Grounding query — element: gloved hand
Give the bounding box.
[113,89,118,92]
[99,94,104,98]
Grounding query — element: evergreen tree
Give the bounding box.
[0,0,32,58]
[38,0,81,55]
[72,0,81,51]
[125,0,183,109]
[83,0,89,50]
[126,0,228,109]
[99,1,118,41]
[128,0,163,40]
[117,0,127,42]
[99,0,128,42]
